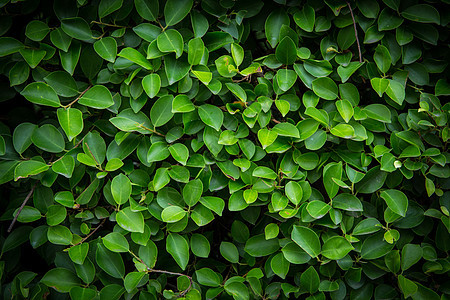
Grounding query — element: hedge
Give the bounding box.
[0,0,449,299]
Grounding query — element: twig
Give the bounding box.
[8,182,38,233]
[62,85,92,109]
[138,124,165,137]
[346,0,362,63]
[91,20,128,28]
[129,250,193,296]
[70,218,106,247]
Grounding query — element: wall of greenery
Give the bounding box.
[0,0,449,299]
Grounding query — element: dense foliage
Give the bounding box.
[0,0,449,299]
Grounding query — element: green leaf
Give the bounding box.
[312,77,338,100]
[134,0,159,21]
[231,43,244,66]
[336,99,354,123]
[111,174,131,205]
[19,48,46,68]
[371,77,389,97]
[380,189,408,217]
[150,95,174,127]
[225,83,247,102]
[183,179,203,206]
[124,272,146,293]
[25,20,50,42]
[57,108,83,142]
[271,252,289,279]
[50,28,71,52]
[220,241,239,263]
[306,200,331,219]
[337,62,364,83]
[322,236,354,260]
[265,8,290,48]
[98,0,123,18]
[300,267,320,295]
[47,225,73,245]
[285,181,303,205]
[257,128,278,149]
[401,4,440,24]
[68,243,89,265]
[79,85,114,109]
[169,143,189,165]
[272,123,300,138]
[147,142,170,162]
[52,155,75,178]
[103,232,130,252]
[192,70,212,85]
[291,225,321,258]
[164,0,193,26]
[142,73,161,98]
[94,37,117,63]
[398,275,418,298]
[323,162,342,199]
[304,59,333,77]
[162,206,187,223]
[116,207,144,233]
[188,37,205,65]
[330,124,355,139]
[165,54,190,85]
[153,168,170,192]
[198,104,223,131]
[196,268,221,287]
[385,79,405,105]
[172,94,195,113]
[14,160,49,180]
[374,45,391,74]
[361,232,394,259]
[166,233,189,270]
[118,48,153,70]
[364,104,391,123]
[191,10,208,38]
[15,206,41,223]
[157,29,184,58]
[215,55,237,78]
[401,244,423,271]
[61,17,92,41]
[0,37,24,57]
[21,82,60,107]
[244,234,279,257]
[275,37,297,65]
[304,129,326,150]
[333,193,363,211]
[96,244,125,278]
[32,124,65,153]
[44,71,78,97]
[294,5,315,32]
[41,268,80,293]
[276,69,297,92]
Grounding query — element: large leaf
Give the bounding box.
[291,226,321,258]
[166,233,189,270]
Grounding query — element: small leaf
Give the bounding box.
[21,82,60,107]
[142,73,161,98]
[198,104,223,131]
[164,0,193,26]
[291,225,321,258]
[157,29,184,58]
[166,233,189,270]
[57,108,83,142]
[116,207,144,233]
[102,232,130,253]
[380,189,408,217]
[94,37,117,63]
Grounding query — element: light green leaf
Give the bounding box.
[14,160,49,181]
[57,108,83,142]
[198,104,223,131]
[150,95,174,127]
[312,77,338,100]
[116,207,144,233]
[102,232,129,253]
[161,206,187,223]
[157,29,184,58]
[111,174,131,205]
[94,37,117,63]
[118,48,152,70]
[21,82,60,107]
[166,233,189,270]
[142,73,161,98]
[380,189,408,217]
[79,85,114,109]
[291,225,321,258]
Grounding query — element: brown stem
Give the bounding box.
[70,218,106,247]
[91,20,128,28]
[62,85,92,109]
[7,182,38,233]
[129,250,193,296]
[138,124,165,137]
[346,0,363,63]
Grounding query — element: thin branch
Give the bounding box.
[70,218,106,247]
[346,0,362,63]
[129,250,193,296]
[137,124,165,137]
[91,20,128,28]
[8,182,38,233]
[62,85,92,109]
